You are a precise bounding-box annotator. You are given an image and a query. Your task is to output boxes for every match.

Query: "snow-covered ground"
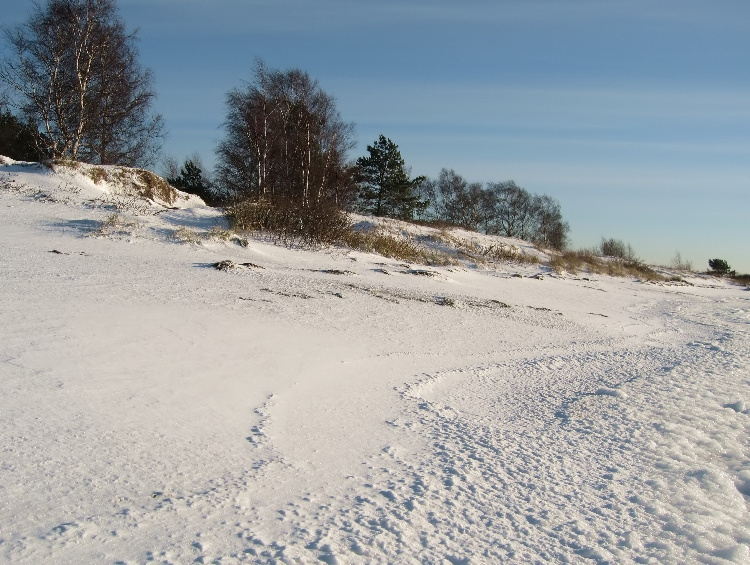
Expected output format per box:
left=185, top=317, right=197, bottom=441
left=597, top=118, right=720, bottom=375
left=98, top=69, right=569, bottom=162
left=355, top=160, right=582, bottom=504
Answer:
left=1, top=159, right=748, bottom=564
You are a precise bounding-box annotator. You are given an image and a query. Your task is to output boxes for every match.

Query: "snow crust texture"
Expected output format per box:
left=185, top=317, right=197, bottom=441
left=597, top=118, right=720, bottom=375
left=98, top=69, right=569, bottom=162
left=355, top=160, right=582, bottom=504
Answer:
left=1, top=160, right=749, bottom=564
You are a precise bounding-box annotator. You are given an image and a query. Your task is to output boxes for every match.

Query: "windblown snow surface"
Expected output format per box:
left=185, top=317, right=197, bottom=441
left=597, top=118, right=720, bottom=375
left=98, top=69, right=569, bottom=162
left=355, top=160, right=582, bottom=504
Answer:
left=1, top=158, right=749, bottom=564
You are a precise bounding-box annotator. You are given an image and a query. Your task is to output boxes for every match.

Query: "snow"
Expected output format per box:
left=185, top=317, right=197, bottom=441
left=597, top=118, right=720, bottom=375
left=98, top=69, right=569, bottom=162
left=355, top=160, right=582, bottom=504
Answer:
left=1, top=158, right=749, bottom=564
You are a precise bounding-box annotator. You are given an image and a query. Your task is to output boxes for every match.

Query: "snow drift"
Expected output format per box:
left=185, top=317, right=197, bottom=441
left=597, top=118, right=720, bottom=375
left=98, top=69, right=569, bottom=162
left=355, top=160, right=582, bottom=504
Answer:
left=1, top=158, right=749, bottom=564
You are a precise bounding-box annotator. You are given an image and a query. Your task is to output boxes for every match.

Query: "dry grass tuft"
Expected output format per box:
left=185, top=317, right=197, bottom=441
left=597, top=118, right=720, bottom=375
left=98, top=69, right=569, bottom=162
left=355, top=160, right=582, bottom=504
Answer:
left=101, top=212, right=123, bottom=229
left=227, top=204, right=542, bottom=266
left=340, top=229, right=455, bottom=265
left=204, top=225, right=249, bottom=247
left=94, top=212, right=139, bottom=236
left=95, top=193, right=156, bottom=215
left=206, top=226, right=233, bottom=241
left=85, top=166, right=108, bottom=184
left=172, top=226, right=202, bottom=244
left=464, top=239, right=539, bottom=265
left=550, top=249, right=664, bottom=281
left=549, top=249, right=598, bottom=274
left=50, top=160, right=179, bottom=207
left=134, top=169, right=177, bottom=205
left=47, top=159, right=80, bottom=171
left=409, top=228, right=539, bottom=266
left=608, top=260, right=663, bottom=281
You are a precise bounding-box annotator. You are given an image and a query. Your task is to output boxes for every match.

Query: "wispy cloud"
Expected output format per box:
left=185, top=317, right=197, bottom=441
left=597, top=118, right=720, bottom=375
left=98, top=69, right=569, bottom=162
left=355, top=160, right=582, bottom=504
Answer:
left=342, top=82, right=750, bottom=137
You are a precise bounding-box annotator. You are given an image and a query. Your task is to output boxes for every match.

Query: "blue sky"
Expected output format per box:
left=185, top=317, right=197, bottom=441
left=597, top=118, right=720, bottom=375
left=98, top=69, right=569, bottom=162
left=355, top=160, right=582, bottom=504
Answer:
left=2, top=0, right=749, bottom=272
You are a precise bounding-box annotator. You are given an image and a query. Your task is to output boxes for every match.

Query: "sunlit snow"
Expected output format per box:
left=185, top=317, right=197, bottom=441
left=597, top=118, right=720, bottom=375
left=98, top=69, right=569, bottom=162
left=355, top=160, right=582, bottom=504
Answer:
left=1, top=157, right=748, bottom=564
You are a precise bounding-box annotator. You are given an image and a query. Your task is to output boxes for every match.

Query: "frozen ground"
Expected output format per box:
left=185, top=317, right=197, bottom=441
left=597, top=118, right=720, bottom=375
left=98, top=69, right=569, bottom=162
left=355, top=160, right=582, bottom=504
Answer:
left=1, top=159, right=749, bottom=564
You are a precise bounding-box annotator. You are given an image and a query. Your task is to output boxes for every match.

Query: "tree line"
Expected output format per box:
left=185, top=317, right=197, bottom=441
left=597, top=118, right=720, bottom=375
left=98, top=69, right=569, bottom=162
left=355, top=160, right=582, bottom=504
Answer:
left=1, top=0, right=569, bottom=250
left=417, top=170, right=568, bottom=250
left=210, top=61, right=569, bottom=249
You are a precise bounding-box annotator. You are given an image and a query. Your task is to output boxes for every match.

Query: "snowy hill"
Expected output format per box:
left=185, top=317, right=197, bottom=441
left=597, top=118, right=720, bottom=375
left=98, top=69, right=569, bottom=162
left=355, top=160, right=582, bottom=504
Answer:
left=1, top=158, right=749, bottom=563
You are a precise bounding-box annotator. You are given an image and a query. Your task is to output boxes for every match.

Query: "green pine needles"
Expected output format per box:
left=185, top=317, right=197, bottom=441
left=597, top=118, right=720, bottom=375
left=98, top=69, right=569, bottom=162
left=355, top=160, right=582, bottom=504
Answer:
left=356, top=135, right=427, bottom=220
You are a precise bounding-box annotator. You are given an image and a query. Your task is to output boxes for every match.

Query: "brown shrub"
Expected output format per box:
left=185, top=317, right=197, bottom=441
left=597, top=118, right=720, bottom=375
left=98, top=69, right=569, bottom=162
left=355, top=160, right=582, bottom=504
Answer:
left=341, top=229, right=454, bottom=265
left=226, top=198, right=351, bottom=248
left=608, top=260, right=663, bottom=281
left=549, top=249, right=600, bottom=274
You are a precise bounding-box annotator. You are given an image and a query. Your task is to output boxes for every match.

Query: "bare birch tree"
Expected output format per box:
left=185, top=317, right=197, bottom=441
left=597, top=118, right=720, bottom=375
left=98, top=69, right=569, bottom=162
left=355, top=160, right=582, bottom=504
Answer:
left=216, top=60, right=356, bottom=207
left=1, top=0, right=163, bottom=166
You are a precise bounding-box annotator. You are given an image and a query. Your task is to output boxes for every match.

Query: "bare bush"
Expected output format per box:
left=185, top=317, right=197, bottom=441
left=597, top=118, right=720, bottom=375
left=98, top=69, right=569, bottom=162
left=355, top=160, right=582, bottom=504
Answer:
left=226, top=198, right=351, bottom=248
left=95, top=193, right=155, bottom=215
left=671, top=251, right=693, bottom=271
left=599, top=238, right=637, bottom=261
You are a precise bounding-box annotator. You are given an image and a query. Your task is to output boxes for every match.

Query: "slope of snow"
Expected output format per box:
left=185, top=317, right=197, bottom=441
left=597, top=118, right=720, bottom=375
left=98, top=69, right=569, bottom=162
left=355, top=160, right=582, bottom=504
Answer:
left=1, top=160, right=749, bottom=564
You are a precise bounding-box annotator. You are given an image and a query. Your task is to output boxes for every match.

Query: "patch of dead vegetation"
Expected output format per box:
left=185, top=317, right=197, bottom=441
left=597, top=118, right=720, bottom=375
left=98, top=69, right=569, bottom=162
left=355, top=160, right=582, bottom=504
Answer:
left=319, top=269, right=356, bottom=276
left=172, top=226, right=203, bottom=244
left=341, top=228, right=457, bottom=266
left=549, top=249, right=664, bottom=281
left=82, top=164, right=177, bottom=206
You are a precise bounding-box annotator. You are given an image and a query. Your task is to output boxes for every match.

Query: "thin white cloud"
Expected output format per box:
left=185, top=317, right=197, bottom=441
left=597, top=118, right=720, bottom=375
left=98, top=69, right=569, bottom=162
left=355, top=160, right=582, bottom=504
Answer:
left=340, top=82, right=750, bottom=140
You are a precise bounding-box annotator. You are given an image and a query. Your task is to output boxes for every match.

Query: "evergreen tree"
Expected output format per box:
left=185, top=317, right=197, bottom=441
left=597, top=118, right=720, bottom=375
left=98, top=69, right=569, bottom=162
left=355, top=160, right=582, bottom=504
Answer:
left=356, top=135, right=426, bottom=219
left=167, top=158, right=219, bottom=206
left=708, top=258, right=731, bottom=275
left=0, top=110, right=46, bottom=161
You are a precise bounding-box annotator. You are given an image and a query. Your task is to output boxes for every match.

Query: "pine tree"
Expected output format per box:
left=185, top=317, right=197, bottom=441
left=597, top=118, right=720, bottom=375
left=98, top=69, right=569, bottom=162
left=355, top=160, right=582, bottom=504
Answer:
left=356, top=135, right=426, bottom=219
left=0, top=110, right=46, bottom=161
left=708, top=258, right=731, bottom=275
left=168, top=159, right=218, bottom=205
